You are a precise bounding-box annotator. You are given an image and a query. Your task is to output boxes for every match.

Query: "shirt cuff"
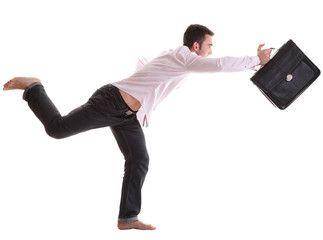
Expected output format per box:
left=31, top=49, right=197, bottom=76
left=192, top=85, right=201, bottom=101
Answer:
left=249, top=56, right=260, bottom=71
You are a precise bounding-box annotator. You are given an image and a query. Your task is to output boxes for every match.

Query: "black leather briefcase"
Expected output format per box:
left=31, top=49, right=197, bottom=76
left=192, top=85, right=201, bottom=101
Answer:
left=251, top=39, right=320, bottom=109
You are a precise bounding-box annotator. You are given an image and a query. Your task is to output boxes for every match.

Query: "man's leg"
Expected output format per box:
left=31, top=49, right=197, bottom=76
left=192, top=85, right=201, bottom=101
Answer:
left=4, top=77, right=155, bottom=230
left=4, top=77, right=126, bottom=139
left=111, top=119, right=155, bottom=230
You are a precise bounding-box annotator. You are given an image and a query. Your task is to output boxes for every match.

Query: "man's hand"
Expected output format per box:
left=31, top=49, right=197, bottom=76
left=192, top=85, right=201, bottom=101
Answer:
left=257, top=44, right=272, bottom=65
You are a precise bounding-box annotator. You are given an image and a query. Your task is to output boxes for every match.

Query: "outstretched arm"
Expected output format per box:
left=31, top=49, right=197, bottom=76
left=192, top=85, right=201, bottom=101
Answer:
left=186, top=44, right=272, bottom=73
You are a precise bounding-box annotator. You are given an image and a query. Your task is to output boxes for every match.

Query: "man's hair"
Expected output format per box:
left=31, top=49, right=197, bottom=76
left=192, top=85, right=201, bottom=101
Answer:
left=183, top=24, right=214, bottom=49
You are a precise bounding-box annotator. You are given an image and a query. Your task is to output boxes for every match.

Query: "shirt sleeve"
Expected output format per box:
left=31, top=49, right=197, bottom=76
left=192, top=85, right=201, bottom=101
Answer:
left=185, top=53, right=260, bottom=73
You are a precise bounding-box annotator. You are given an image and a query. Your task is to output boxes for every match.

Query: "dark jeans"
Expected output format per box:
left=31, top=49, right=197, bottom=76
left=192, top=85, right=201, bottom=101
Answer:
left=23, top=83, right=149, bottom=223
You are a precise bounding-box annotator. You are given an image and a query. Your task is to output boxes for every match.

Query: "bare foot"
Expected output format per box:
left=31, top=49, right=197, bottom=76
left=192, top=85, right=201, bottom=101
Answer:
left=3, top=77, right=41, bottom=91
left=117, top=220, right=156, bottom=230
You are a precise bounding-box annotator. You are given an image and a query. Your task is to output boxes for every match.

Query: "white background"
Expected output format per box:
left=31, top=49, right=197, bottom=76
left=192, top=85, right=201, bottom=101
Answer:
left=1, top=0, right=322, bottom=239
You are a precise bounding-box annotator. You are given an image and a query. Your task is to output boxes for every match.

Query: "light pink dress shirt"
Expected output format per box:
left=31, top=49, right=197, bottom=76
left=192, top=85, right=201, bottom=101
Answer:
left=112, top=46, right=260, bottom=127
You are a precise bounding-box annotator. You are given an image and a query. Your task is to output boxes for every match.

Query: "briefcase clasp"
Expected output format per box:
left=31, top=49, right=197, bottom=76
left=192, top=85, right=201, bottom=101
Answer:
left=286, top=74, right=293, bottom=82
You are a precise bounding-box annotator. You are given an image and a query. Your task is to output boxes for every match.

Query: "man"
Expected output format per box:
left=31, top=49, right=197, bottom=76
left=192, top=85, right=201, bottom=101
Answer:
left=3, top=24, right=272, bottom=230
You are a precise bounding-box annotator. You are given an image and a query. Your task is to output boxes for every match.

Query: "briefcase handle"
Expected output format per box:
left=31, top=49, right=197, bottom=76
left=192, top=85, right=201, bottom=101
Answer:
left=254, top=47, right=277, bottom=71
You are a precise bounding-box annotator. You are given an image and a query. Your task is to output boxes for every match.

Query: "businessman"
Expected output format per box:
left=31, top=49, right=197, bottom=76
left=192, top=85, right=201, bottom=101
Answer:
left=3, top=24, right=272, bottom=230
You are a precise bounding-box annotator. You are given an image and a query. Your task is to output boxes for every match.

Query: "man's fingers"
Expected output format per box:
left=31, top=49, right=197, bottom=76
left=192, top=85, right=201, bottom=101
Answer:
left=258, top=44, right=265, bottom=52
left=264, top=48, right=273, bottom=57
left=257, top=44, right=273, bottom=65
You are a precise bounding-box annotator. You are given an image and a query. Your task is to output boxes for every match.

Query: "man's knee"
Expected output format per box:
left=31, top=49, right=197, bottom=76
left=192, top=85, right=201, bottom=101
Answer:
left=137, top=153, right=150, bottom=175
left=126, top=153, right=150, bottom=175
left=45, top=121, right=69, bottom=139
left=45, top=127, right=66, bottom=139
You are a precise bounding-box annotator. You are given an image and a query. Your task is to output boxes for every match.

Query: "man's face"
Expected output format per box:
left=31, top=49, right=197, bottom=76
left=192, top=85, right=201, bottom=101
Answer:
left=196, top=34, right=213, bottom=57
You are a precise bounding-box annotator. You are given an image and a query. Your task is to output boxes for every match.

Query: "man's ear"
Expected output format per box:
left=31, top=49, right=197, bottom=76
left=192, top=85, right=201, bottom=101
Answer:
left=191, top=42, right=200, bottom=53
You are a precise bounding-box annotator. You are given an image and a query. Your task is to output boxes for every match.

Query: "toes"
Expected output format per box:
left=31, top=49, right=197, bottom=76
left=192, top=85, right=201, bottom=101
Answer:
left=141, top=223, right=156, bottom=230
left=3, top=82, right=10, bottom=90
left=146, top=225, right=155, bottom=230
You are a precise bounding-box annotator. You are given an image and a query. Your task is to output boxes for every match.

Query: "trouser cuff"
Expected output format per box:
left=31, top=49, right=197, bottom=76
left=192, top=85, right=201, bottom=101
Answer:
left=23, top=82, right=42, bottom=101
left=118, top=216, right=138, bottom=223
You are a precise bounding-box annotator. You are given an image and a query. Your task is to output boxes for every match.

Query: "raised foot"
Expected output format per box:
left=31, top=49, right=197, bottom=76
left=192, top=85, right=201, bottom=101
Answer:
left=3, top=77, right=41, bottom=91
left=117, top=220, right=156, bottom=230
